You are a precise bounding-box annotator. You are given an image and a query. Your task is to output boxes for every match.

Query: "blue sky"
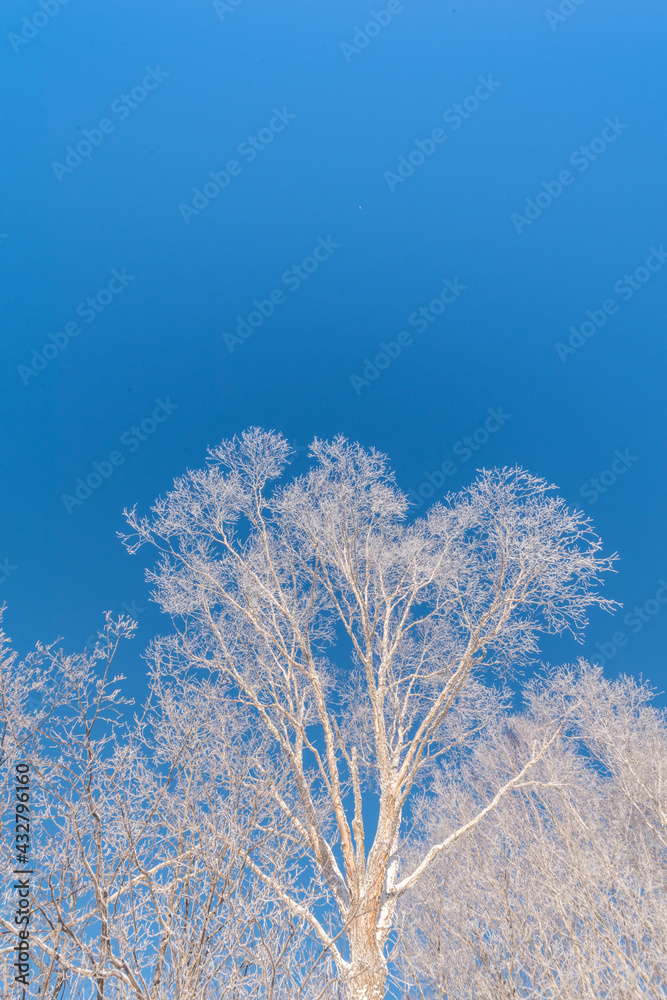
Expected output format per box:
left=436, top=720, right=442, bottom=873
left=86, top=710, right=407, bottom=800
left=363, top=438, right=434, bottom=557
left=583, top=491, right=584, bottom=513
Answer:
left=1, top=0, right=666, bottom=711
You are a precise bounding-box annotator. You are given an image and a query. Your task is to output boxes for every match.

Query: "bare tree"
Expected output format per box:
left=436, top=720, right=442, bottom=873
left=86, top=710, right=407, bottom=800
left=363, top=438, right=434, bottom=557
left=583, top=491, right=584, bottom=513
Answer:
left=396, top=664, right=667, bottom=999
left=120, top=428, right=616, bottom=1000
left=0, top=612, right=325, bottom=1000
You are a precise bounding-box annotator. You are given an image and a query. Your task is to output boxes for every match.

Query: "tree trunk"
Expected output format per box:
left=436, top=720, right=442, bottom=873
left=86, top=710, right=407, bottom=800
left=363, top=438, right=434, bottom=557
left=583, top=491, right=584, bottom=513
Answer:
left=342, top=960, right=387, bottom=1000
left=344, top=913, right=388, bottom=1000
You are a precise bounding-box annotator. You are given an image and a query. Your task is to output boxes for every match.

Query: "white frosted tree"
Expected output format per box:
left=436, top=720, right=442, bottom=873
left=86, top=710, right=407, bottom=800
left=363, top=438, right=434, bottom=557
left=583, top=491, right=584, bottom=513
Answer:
left=119, top=428, right=617, bottom=1000
left=0, top=613, right=325, bottom=1000
left=395, top=665, right=667, bottom=999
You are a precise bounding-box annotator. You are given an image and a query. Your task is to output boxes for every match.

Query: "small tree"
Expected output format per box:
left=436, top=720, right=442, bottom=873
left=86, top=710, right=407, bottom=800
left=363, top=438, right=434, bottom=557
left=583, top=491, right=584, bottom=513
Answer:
left=120, top=428, right=616, bottom=1000
left=0, top=613, right=323, bottom=999
left=396, top=665, right=667, bottom=999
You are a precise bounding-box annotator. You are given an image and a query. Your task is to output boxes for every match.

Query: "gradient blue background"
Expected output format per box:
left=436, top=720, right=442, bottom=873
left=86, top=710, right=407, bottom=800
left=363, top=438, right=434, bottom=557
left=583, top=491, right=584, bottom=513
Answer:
left=1, top=0, right=665, bottom=711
